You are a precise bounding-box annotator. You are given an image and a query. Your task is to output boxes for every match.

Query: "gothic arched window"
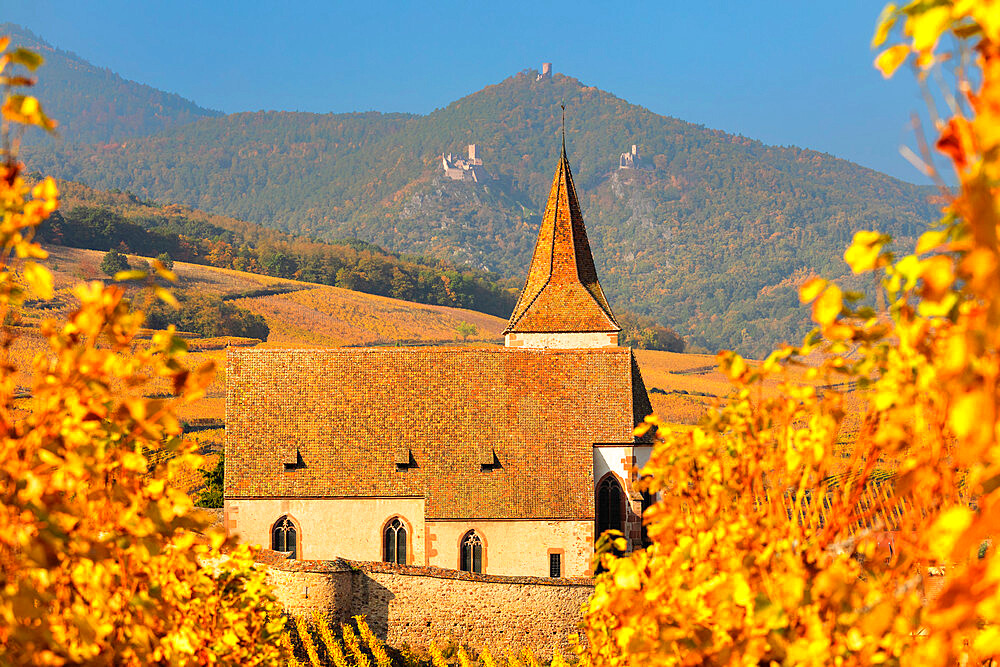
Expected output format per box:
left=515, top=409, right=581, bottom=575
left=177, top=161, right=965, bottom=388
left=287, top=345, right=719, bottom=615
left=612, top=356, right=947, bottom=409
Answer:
left=383, top=517, right=407, bottom=565
left=271, top=515, right=297, bottom=559
left=596, top=476, right=624, bottom=537
left=460, top=531, right=483, bottom=574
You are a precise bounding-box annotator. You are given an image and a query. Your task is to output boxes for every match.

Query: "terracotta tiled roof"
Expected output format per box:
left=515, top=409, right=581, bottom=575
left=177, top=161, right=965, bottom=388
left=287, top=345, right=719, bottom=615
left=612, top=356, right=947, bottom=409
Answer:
left=225, top=347, right=651, bottom=520
left=504, top=143, right=619, bottom=334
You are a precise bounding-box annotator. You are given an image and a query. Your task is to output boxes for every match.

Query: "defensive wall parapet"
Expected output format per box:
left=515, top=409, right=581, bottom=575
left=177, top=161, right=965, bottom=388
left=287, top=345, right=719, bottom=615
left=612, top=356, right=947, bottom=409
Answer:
left=260, top=554, right=594, bottom=655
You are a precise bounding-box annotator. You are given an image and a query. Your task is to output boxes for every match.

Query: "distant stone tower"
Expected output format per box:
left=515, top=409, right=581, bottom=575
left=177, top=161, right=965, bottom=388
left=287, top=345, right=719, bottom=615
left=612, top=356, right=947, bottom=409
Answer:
left=503, top=136, right=620, bottom=349
left=619, top=144, right=638, bottom=169
left=537, top=63, right=553, bottom=81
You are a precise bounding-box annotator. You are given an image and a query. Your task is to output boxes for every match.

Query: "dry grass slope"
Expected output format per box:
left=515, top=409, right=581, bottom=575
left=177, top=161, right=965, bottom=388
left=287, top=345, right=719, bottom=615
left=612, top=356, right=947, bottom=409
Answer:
left=15, top=246, right=508, bottom=424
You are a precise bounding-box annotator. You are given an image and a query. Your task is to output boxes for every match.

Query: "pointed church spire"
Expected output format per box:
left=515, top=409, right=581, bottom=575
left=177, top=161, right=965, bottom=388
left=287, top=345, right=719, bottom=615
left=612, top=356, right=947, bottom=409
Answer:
left=503, top=116, right=620, bottom=346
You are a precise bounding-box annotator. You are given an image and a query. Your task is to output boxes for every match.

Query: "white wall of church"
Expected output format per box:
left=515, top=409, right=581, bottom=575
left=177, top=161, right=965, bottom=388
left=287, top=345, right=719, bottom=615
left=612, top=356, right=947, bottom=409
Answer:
left=593, top=444, right=654, bottom=551
left=504, top=332, right=619, bottom=349
left=425, top=519, right=594, bottom=578
left=594, top=445, right=629, bottom=491
left=224, top=498, right=425, bottom=563
left=593, top=444, right=653, bottom=488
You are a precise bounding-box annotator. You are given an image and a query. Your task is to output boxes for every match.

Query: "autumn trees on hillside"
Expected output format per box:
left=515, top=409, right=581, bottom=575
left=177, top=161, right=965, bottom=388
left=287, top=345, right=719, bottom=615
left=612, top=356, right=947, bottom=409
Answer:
left=39, top=203, right=519, bottom=317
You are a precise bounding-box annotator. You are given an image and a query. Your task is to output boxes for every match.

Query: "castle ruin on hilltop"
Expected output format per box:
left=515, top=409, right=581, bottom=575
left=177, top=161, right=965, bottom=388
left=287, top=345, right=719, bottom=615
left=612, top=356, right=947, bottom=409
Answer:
left=441, top=143, right=491, bottom=182
left=619, top=144, right=639, bottom=169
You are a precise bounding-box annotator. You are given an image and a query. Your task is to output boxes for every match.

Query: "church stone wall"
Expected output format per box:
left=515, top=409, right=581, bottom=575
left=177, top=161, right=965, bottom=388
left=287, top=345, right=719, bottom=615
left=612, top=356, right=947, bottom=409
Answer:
left=425, top=519, right=593, bottom=577
left=265, top=559, right=594, bottom=656
left=225, top=498, right=425, bottom=563
left=504, top=332, right=619, bottom=349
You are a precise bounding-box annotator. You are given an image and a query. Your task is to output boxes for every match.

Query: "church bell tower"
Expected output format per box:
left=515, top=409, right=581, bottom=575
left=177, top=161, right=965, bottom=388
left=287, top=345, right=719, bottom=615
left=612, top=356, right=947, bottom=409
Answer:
left=503, top=122, right=620, bottom=349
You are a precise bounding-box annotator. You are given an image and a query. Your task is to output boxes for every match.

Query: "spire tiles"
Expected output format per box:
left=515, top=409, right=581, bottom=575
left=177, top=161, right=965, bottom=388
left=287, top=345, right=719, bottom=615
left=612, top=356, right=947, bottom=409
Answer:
left=504, top=124, right=620, bottom=349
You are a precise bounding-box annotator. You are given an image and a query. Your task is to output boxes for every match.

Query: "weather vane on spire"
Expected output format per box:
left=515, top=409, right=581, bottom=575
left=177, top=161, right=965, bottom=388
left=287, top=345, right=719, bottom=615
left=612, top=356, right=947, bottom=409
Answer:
left=561, top=103, right=566, bottom=152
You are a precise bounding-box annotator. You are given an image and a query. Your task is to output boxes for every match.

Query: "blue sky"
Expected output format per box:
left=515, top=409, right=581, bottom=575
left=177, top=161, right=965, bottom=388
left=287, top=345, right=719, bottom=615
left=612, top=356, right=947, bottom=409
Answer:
left=3, top=1, right=933, bottom=182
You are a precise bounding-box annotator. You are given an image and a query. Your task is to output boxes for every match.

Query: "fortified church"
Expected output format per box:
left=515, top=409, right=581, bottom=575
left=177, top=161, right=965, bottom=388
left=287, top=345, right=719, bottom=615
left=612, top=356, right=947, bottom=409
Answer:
left=224, top=138, right=656, bottom=579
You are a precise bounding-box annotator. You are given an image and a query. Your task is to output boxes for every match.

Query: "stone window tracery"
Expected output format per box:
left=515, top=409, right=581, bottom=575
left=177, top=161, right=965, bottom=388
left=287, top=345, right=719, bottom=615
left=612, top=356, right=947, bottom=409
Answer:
left=271, top=515, right=297, bottom=559
left=460, top=530, right=483, bottom=574
left=597, top=475, right=624, bottom=537
left=383, top=517, right=407, bottom=565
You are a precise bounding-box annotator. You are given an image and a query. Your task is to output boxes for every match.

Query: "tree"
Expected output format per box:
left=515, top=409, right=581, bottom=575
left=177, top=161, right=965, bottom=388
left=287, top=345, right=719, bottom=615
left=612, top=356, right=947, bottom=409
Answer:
left=455, top=321, right=478, bottom=341
left=146, top=293, right=270, bottom=340
left=0, top=39, right=286, bottom=664
left=156, top=251, right=174, bottom=270
left=196, top=453, right=225, bottom=508
left=261, top=249, right=298, bottom=278
left=581, top=5, right=1000, bottom=665
left=618, top=310, right=685, bottom=352
left=99, top=247, right=129, bottom=276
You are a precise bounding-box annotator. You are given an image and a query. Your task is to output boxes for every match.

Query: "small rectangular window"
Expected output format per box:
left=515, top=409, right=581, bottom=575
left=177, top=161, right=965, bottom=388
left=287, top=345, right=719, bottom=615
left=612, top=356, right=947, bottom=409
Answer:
left=549, top=553, right=561, bottom=578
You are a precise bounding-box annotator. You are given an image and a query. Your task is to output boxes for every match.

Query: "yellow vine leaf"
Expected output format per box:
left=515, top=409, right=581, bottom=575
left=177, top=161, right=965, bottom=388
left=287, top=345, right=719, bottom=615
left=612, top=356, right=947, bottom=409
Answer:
left=920, top=255, right=955, bottom=299
left=917, top=229, right=948, bottom=254
left=875, top=44, right=910, bottom=78
left=948, top=390, right=985, bottom=440
left=23, top=261, right=52, bottom=300
left=872, top=3, right=899, bottom=47
left=844, top=230, right=885, bottom=273
left=798, top=277, right=826, bottom=303
left=909, top=5, right=953, bottom=54
left=926, top=507, right=974, bottom=561
left=812, top=284, right=843, bottom=326
left=612, top=559, right=642, bottom=590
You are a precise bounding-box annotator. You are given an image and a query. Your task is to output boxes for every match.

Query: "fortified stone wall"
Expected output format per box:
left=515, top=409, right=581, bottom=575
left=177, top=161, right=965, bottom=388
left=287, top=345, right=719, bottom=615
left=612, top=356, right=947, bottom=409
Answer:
left=263, top=556, right=594, bottom=656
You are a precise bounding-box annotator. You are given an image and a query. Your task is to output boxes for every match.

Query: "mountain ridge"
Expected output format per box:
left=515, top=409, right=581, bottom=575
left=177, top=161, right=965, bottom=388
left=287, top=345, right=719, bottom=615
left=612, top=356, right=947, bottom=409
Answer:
left=2, top=23, right=222, bottom=145
left=7, top=25, right=939, bottom=355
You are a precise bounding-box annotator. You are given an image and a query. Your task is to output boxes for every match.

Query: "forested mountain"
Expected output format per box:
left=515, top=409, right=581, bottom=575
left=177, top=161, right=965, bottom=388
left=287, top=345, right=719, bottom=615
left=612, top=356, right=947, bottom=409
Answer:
left=3, top=24, right=221, bottom=145
left=13, top=34, right=940, bottom=355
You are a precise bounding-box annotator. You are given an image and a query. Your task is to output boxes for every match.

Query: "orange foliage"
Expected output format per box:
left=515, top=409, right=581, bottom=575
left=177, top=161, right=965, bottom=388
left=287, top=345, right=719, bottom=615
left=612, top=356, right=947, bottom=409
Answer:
left=583, top=4, right=1000, bottom=664
left=0, top=39, right=285, bottom=663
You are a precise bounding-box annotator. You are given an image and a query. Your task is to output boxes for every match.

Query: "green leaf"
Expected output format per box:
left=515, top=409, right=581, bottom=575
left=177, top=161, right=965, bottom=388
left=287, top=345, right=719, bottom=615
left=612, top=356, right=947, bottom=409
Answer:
left=9, top=48, right=44, bottom=71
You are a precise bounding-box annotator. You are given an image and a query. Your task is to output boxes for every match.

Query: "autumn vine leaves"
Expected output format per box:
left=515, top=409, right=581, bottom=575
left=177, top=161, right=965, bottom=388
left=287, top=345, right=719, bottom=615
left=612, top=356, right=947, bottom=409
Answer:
left=3, top=1, right=1000, bottom=664
left=0, top=39, right=285, bottom=664
left=584, top=2, right=1000, bottom=665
